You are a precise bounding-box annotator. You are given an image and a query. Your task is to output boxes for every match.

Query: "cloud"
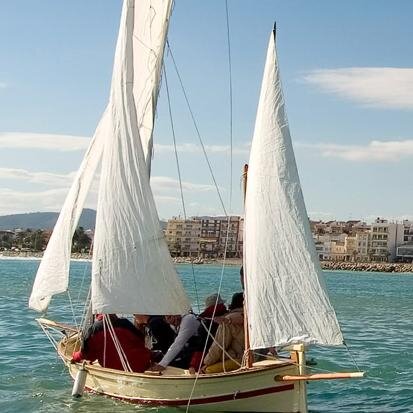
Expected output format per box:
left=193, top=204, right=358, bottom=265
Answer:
left=308, top=211, right=336, bottom=221
left=0, top=170, right=218, bottom=215
left=0, top=187, right=73, bottom=215
left=151, top=176, right=218, bottom=193
left=0, top=132, right=90, bottom=151
left=296, top=139, right=413, bottom=162
left=154, top=142, right=250, bottom=156
left=0, top=82, right=7, bottom=89
left=0, top=167, right=76, bottom=187
left=302, top=67, right=413, bottom=110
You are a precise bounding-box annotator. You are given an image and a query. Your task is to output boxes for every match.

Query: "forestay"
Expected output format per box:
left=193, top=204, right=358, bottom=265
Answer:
left=91, top=0, right=190, bottom=315
left=244, top=30, right=343, bottom=349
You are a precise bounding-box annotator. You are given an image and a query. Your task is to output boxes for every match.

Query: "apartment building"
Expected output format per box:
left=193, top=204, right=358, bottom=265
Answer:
left=396, top=220, right=413, bottom=262
left=165, top=216, right=243, bottom=258
left=369, top=218, right=405, bottom=262
left=165, top=218, right=201, bottom=257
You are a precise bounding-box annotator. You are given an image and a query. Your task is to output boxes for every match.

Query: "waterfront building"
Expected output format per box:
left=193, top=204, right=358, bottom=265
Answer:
left=355, top=232, right=369, bottom=261
left=396, top=242, right=413, bottom=262
left=218, top=216, right=241, bottom=258
left=330, top=241, right=348, bottom=261
left=165, top=218, right=201, bottom=257
left=165, top=215, right=243, bottom=258
left=368, top=218, right=404, bottom=262
left=314, top=240, right=330, bottom=260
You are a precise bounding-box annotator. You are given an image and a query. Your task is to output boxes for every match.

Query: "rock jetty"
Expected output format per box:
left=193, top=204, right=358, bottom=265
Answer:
left=321, top=261, right=413, bottom=273
left=1, top=251, right=411, bottom=273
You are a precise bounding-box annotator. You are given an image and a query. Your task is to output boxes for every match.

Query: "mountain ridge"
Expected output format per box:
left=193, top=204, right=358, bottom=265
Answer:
left=0, top=209, right=96, bottom=230
left=0, top=210, right=168, bottom=231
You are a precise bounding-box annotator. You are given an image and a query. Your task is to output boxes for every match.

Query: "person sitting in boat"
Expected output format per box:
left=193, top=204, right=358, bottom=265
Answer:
left=201, top=292, right=245, bottom=373
left=71, top=314, right=151, bottom=373
left=149, top=313, right=200, bottom=372
left=133, top=314, right=176, bottom=356
left=188, top=293, right=228, bottom=373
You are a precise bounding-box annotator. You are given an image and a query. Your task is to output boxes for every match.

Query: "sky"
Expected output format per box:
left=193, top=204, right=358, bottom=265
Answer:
left=1, top=0, right=413, bottom=222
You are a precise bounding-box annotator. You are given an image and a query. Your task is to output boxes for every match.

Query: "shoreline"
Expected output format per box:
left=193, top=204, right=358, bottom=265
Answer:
left=1, top=251, right=412, bottom=273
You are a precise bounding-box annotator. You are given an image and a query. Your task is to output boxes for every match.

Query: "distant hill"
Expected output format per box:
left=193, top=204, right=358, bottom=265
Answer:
left=0, top=209, right=96, bottom=230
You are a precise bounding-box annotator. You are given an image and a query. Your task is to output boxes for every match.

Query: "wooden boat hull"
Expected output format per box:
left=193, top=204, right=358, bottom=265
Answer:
left=58, top=335, right=307, bottom=412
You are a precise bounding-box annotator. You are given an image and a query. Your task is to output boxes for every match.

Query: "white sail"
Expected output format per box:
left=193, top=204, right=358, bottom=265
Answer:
left=29, top=0, right=177, bottom=313
left=132, top=0, right=172, bottom=173
left=244, top=30, right=343, bottom=349
left=91, top=0, right=190, bottom=315
left=28, top=112, right=108, bottom=312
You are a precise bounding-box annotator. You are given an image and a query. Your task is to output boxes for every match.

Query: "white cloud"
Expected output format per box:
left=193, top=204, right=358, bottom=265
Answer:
left=0, top=170, right=218, bottom=215
left=0, top=167, right=76, bottom=187
left=0, top=132, right=90, bottom=151
left=151, top=176, right=218, bottom=193
left=154, top=142, right=250, bottom=156
left=302, top=67, right=413, bottom=110
left=0, top=82, right=7, bottom=89
left=0, top=187, right=71, bottom=215
left=296, top=139, right=413, bottom=162
left=308, top=211, right=336, bottom=221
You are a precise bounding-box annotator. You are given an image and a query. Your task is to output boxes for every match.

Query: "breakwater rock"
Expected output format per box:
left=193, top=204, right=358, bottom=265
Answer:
left=321, top=261, right=413, bottom=273
left=0, top=251, right=91, bottom=260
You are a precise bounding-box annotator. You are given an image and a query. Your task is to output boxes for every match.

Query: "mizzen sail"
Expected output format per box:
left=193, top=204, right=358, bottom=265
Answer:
left=91, top=0, right=190, bottom=315
left=244, top=29, right=343, bottom=349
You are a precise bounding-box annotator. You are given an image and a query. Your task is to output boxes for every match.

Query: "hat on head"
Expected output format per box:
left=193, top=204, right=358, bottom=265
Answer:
left=204, top=293, right=225, bottom=308
left=229, top=292, right=244, bottom=310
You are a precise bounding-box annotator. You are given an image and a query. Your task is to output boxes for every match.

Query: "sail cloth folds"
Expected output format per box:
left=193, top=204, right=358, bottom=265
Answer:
left=132, top=0, right=172, bottom=174
left=29, top=112, right=107, bottom=312
left=91, top=0, right=190, bottom=315
left=244, top=31, right=343, bottom=349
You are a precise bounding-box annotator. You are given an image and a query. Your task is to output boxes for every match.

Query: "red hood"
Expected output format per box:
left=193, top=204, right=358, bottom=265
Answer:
left=200, top=303, right=227, bottom=318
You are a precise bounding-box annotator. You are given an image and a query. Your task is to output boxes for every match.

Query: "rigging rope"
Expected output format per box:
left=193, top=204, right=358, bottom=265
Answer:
left=183, top=2, right=235, bottom=409
left=166, top=41, right=228, bottom=218
left=344, top=340, right=361, bottom=372
left=163, top=63, right=201, bottom=312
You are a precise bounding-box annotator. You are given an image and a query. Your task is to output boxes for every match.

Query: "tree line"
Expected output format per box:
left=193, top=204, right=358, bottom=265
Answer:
left=0, top=227, right=92, bottom=253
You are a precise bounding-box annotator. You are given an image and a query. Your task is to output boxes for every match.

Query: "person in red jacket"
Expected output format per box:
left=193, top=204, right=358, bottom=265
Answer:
left=72, top=314, right=151, bottom=373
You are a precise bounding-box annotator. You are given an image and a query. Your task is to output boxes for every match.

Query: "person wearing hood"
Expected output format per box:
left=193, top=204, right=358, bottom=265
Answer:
left=72, top=314, right=151, bottom=373
left=202, top=292, right=245, bottom=373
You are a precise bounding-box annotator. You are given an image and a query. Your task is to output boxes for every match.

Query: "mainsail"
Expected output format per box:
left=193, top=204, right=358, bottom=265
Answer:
left=29, top=0, right=187, bottom=314
left=132, top=0, right=172, bottom=173
left=244, top=29, right=343, bottom=349
left=91, top=0, right=189, bottom=315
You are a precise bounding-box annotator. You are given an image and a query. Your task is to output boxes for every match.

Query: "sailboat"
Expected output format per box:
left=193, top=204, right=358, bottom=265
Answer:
left=29, top=1, right=363, bottom=412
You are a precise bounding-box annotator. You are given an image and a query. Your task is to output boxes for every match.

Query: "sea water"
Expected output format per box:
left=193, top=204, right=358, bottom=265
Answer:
left=0, top=259, right=412, bottom=412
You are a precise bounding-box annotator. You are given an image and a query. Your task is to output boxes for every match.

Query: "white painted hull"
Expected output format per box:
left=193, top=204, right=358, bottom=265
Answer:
left=58, top=335, right=307, bottom=412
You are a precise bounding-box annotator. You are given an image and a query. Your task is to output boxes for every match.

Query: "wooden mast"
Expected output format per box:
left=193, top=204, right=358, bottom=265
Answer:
left=242, top=164, right=253, bottom=368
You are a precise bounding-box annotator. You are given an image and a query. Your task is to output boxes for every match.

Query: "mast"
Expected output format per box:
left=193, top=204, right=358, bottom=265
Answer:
left=242, top=163, right=253, bottom=368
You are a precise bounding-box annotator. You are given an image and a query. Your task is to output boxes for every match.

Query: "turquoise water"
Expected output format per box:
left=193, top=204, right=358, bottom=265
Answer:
left=0, top=259, right=412, bottom=412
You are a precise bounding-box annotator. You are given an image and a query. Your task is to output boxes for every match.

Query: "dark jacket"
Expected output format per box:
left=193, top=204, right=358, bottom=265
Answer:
left=189, top=303, right=228, bottom=370
left=147, top=315, right=176, bottom=355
